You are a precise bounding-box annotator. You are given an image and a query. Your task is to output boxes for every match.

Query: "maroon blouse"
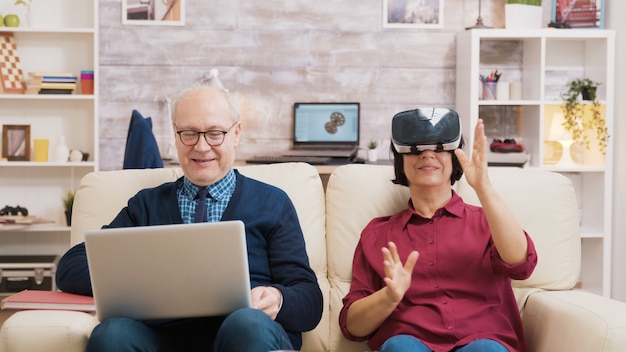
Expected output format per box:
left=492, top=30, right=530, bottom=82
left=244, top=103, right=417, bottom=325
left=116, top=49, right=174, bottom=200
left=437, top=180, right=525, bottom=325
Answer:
left=339, top=191, right=537, bottom=352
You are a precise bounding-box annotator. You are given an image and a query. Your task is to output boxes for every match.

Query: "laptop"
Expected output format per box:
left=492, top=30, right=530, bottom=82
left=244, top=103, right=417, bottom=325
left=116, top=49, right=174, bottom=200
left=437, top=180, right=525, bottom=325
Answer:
left=281, top=102, right=360, bottom=158
left=84, top=221, right=251, bottom=321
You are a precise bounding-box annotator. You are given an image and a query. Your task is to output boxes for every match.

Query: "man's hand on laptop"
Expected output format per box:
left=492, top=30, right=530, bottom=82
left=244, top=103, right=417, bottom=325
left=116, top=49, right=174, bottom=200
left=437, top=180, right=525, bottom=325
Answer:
left=251, top=286, right=283, bottom=320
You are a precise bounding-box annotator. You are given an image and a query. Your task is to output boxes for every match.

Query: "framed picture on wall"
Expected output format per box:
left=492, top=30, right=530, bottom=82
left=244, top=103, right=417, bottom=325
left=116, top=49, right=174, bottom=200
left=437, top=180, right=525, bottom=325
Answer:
left=383, top=0, right=443, bottom=29
left=2, top=125, right=30, bottom=161
left=551, top=0, right=605, bottom=29
left=122, top=0, right=185, bottom=26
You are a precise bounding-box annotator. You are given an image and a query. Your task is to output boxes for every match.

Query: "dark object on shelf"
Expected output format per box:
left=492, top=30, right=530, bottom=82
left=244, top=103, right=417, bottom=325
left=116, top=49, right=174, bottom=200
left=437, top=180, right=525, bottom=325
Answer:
left=0, top=255, right=58, bottom=293
left=246, top=155, right=336, bottom=165
left=38, top=89, right=73, bottom=94
left=0, top=205, right=29, bottom=216
left=489, top=139, right=525, bottom=153
left=548, top=21, right=571, bottom=29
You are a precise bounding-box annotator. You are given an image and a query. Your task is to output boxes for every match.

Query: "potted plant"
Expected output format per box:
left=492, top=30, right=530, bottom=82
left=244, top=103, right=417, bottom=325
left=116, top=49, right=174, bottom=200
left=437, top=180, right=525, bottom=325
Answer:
left=505, top=0, right=542, bottom=29
left=62, top=190, right=75, bottom=226
left=560, top=78, right=609, bottom=155
left=367, top=140, right=378, bottom=162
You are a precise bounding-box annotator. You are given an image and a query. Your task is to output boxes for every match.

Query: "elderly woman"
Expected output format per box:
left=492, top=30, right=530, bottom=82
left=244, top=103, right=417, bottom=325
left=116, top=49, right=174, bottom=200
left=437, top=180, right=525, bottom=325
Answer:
left=339, top=108, right=537, bottom=352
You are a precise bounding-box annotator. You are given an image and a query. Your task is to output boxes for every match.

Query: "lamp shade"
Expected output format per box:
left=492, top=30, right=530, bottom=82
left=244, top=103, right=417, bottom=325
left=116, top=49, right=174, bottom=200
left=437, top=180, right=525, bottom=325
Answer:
left=549, top=113, right=571, bottom=141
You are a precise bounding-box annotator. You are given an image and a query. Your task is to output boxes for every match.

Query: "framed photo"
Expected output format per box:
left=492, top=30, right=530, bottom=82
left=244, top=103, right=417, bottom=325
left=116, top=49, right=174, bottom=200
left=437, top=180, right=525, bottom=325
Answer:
left=383, top=0, right=443, bottom=29
left=551, top=0, right=604, bottom=29
left=122, top=0, right=185, bottom=26
left=2, top=125, right=30, bottom=161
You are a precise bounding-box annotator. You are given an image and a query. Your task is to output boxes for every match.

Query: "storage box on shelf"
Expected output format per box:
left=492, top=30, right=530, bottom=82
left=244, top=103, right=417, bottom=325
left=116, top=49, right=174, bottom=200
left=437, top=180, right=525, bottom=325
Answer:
left=0, top=0, right=98, bottom=263
left=456, top=29, right=614, bottom=297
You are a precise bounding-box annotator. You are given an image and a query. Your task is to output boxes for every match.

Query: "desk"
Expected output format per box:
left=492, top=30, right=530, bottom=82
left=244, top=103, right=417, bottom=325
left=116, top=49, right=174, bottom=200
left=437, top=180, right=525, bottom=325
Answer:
left=167, top=160, right=392, bottom=189
left=235, top=160, right=392, bottom=189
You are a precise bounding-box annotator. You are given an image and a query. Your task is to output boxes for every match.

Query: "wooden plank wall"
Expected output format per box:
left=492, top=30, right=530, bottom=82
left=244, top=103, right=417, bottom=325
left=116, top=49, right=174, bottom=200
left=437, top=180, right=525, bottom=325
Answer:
left=98, top=0, right=550, bottom=170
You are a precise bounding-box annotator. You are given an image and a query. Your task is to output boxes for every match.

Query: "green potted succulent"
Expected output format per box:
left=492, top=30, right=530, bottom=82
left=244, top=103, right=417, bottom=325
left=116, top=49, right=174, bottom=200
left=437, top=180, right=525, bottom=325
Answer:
left=62, top=189, right=75, bottom=226
left=560, top=78, right=608, bottom=155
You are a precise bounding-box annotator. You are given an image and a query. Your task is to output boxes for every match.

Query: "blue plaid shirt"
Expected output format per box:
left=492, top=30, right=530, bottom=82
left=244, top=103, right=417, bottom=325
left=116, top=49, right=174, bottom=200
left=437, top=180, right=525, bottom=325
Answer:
left=178, top=169, right=236, bottom=223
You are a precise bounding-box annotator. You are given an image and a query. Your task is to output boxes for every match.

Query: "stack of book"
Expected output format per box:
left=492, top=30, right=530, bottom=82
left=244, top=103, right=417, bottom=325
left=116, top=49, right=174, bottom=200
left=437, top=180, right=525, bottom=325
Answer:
left=26, top=72, right=78, bottom=94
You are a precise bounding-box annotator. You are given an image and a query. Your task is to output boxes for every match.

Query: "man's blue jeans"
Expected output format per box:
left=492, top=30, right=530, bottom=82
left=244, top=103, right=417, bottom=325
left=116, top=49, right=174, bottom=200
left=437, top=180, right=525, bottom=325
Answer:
left=380, top=334, right=509, bottom=352
left=86, top=308, right=294, bottom=352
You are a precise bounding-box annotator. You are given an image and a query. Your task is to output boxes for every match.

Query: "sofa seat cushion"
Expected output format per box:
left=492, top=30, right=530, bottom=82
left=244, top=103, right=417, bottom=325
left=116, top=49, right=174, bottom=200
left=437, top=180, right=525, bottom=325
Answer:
left=0, top=310, right=99, bottom=352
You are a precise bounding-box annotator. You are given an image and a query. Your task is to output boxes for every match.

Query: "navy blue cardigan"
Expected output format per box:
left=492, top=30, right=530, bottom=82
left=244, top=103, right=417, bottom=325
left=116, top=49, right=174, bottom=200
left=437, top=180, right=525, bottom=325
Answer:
left=56, top=170, right=323, bottom=345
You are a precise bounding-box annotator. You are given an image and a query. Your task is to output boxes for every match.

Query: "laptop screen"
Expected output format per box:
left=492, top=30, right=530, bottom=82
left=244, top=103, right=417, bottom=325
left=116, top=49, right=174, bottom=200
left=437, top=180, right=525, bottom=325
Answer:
left=293, top=103, right=360, bottom=148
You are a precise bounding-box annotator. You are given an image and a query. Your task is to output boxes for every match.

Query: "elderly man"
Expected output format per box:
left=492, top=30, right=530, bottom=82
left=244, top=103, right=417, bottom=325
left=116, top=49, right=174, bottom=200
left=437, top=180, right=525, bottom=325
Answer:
left=56, top=81, right=323, bottom=352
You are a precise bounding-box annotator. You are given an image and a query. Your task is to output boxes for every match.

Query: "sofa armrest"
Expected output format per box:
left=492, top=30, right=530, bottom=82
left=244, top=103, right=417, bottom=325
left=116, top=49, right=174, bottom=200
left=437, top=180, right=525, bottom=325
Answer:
left=523, top=290, right=626, bottom=352
left=0, top=310, right=99, bottom=352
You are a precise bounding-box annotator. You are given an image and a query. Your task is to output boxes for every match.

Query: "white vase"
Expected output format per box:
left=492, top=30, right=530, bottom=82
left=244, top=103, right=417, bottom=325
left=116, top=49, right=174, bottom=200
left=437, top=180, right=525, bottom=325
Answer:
left=368, top=149, right=378, bottom=162
left=505, top=4, right=542, bottom=29
left=54, top=136, right=70, bottom=162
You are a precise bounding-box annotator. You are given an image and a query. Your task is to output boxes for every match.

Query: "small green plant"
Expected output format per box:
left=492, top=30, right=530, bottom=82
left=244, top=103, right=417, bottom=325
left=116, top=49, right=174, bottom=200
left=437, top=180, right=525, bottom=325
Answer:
left=62, top=190, right=75, bottom=213
left=506, top=0, right=542, bottom=5
left=560, top=78, right=608, bottom=155
left=368, top=140, right=378, bottom=150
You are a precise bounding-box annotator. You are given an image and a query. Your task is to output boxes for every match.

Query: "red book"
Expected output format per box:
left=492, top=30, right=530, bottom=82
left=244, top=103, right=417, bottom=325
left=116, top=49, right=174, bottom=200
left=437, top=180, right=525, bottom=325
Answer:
left=1, top=289, right=95, bottom=312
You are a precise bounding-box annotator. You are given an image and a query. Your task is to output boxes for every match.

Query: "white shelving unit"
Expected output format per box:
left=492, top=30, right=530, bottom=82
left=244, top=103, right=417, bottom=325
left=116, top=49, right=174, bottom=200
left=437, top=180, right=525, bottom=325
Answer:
left=0, top=0, right=98, bottom=258
left=456, top=29, right=615, bottom=297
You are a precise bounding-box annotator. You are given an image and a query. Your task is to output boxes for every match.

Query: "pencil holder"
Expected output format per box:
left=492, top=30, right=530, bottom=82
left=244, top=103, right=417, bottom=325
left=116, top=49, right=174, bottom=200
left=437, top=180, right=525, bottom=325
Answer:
left=482, top=82, right=497, bottom=100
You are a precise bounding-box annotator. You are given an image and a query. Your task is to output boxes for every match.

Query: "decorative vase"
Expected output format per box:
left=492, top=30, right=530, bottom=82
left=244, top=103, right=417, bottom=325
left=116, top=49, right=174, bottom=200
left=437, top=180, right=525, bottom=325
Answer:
left=54, top=136, right=70, bottom=162
left=69, top=150, right=83, bottom=162
left=505, top=4, right=542, bottom=29
left=64, top=210, right=72, bottom=227
left=368, top=149, right=378, bottom=162
left=581, top=87, right=596, bottom=101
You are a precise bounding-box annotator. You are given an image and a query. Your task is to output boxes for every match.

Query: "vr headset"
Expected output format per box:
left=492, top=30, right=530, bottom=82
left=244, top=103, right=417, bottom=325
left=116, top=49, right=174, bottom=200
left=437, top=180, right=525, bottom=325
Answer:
left=391, top=108, right=462, bottom=154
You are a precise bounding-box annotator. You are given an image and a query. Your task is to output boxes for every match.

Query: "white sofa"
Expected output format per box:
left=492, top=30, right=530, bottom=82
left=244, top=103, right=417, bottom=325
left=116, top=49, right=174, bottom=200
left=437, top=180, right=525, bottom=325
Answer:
left=2, top=163, right=626, bottom=352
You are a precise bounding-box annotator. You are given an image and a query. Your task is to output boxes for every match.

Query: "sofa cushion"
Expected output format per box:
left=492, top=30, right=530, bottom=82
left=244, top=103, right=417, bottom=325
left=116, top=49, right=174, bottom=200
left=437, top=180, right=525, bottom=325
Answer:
left=325, top=164, right=410, bottom=352
left=455, top=167, right=581, bottom=291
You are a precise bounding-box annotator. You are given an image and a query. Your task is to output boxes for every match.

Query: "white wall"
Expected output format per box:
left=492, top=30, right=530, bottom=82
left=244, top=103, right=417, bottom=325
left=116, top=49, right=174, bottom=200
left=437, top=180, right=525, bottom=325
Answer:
left=96, top=0, right=626, bottom=301
left=606, top=0, right=626, bottom=301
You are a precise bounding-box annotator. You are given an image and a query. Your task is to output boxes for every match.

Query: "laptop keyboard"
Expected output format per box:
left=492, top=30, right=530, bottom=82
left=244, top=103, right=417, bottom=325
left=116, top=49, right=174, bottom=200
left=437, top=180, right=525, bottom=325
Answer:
left=245, top=155, right=334, bottom=165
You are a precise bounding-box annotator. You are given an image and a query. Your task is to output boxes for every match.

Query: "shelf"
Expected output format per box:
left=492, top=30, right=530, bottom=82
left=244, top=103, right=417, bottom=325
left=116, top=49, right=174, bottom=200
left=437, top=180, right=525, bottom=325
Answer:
left=581, top=231, right=606, bottom=239
left=478, top=100, right=541, bottom=106
left=456, top=29, right=614, bottom=297
left=0, top=225, right=70, bottom=233
left=0, top=162, right=95, bottom=168
left=0, top=0, right=97, bottom=260
left=541, top=166, right=605, bottom=173
left=0, top=94, right=94, bottom=101
left=0, top=28, right=95, bottom=34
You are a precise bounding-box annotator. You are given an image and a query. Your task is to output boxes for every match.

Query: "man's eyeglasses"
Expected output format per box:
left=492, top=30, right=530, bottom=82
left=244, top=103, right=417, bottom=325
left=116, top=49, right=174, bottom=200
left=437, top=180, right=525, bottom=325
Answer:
left=176, top=123, right=238, bottom=147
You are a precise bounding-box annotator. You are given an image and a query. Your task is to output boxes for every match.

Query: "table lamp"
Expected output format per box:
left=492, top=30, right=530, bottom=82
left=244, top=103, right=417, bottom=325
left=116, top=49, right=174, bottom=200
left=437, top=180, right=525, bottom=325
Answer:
left=548, top=113, right=576, bottom=167
left=466, top=0, right=492, bottom=29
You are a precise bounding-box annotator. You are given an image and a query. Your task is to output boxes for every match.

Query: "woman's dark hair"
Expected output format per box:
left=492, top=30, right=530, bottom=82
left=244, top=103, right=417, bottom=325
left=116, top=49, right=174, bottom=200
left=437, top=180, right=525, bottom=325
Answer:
left=390, top=137, right=464, bottom=186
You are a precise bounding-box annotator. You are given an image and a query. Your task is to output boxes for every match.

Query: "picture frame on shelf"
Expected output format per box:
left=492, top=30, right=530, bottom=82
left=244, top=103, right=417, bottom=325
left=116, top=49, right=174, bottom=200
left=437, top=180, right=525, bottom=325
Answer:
left=2, top=124, right=30, bottom=161
left=551, top=0, right=605, bottom=29
left=122, top=0, right=185, bottom=26
left=383, top=0, right=443, bottom=29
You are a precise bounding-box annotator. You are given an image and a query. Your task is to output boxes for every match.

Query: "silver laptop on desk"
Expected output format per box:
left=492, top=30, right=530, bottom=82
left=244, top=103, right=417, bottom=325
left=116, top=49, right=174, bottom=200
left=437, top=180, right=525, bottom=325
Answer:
left=282, top=102, right=360, bottom=158
left=84, top=221, right=251, bottom=321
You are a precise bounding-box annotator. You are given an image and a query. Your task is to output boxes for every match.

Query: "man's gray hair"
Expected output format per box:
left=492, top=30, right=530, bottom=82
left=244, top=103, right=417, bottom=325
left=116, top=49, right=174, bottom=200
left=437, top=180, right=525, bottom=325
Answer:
left=171, top=69, right=240, bottom=123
